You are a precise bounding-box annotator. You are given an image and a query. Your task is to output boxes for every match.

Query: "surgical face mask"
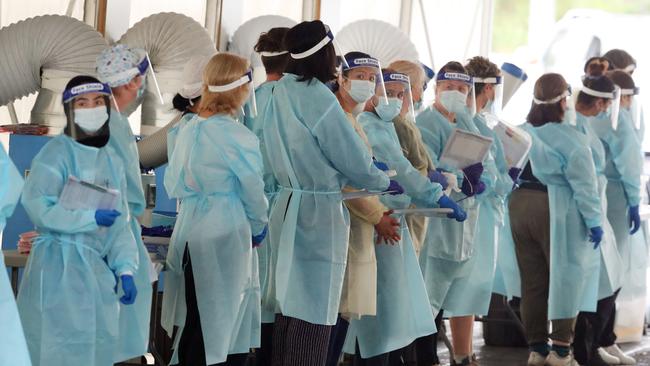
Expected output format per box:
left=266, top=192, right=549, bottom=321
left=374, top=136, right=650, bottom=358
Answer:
left=439, top=90, right=468, bottom=115
left=136, top=76, right=146, bottom=99
left=74, top=106, right=108, bottom=133
left=562, top=104, right=577, bottom=125
left=375, top=97, right=402, bottom=122
left=347, top=79, right=376, bottom=104
left=483, top=98, right=494, bottom=113
left=414, top=100, right=423, bottom=111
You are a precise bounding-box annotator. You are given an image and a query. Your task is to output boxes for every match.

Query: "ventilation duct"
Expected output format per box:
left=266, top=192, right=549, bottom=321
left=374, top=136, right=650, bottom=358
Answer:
left=118, top=12, right=216, bottom=137
left=0, top=15, right=107, bottom=128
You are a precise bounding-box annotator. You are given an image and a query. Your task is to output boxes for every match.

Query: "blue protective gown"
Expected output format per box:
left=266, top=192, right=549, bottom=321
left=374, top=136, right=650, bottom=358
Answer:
left=0, top=147, right=31, bottom=366
left=575, top=112, right=623, bottom=299
left=261, top=74, right=390, bottom=326
left=107, top=111, right=153, bottom=361
left=162, top=113, right=268, bottom=365
left=591, top=109, right=643, bottom=278
left=18, top=135, right=139, bottom=366
left=523, top=122, right=602, bottom=319
left=442, top=112, right=511, bottom=316
left=342, top=111, right=439, bottom=357
left=244, top=81, right=279, bottom=323
left=415, top=106, right=482, bottom=314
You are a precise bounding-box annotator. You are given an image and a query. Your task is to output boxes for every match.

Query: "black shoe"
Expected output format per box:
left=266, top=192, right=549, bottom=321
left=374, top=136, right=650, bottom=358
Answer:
left=586, top=353, right=610, bottom=366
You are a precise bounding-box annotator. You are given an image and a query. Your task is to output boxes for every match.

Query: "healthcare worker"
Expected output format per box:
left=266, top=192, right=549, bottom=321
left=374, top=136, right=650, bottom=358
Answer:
left=603, top=49, right=644, bottom=144
left=162, top=53, right=268, bottom=366
left=243, top=27, right=289, bottom=366
left=174, top=55, right=212, bottom=115
left=18, top=76, right=139, bottom=366
left=0, top=142, right=31, bottom=366
left=511, top=73, right=602, bottom=366
left=345, top=68, right=466, bottom=365
left=96, top=44, right=153, bottom=362
left=589, top=69, right=642, bottom=366
left=571, top=69, right=626, bottom=366
left=415, top=61, right=487, bottom=366
left=388, top=60, right=437, bottom=257
left=261, top=20, right=401, bottom=365
left=434, top=56, right=514, bottom=363
left=325, top=51, right=402, bottom=366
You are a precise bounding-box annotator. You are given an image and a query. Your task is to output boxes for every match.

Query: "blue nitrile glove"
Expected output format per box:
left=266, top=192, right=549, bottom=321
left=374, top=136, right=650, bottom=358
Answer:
left=428, top=169, right=449, bottom=190
left=462, top=162, right=484, bottom=184
left=437, top=195, right=467, bottom=222
left=589, top=226, right=604, bottom=249
left=120, top=275, right=138, bottom=305
left=385, top=180, right=405, bottom=196
left=95, top=209, right=121, bottom=227
left=373, top=158, right=389, bottom=171
left=252, top=226, right=268, bottom=248
left=629, top=206, right=641, bottom=235
left=508, top=167, right=522, bottom=183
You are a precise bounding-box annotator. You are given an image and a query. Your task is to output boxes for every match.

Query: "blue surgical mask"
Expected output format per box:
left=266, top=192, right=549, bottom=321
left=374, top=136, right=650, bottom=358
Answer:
left=375, top=97, right=402, bottom=122
left=347, top=79, right=376, bottom=104
left=414, top=100, right=423, bottom=111
left=136, top=77, right=146, bottom=99
left=562, top=105, right=577, bottom=125
left=75, top=106, right=108, bottom=133
left=439, top=90, right=468, bottom=115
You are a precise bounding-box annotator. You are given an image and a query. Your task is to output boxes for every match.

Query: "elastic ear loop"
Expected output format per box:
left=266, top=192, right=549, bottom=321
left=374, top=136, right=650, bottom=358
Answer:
left=455, top=169, right=474, bottom=203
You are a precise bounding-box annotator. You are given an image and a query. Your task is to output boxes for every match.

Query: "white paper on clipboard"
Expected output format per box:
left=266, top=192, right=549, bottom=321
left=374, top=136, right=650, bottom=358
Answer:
left=438, top=129, right=493, bottom=169
left=493, top=120, right=532, bottom=168
left=392, top=207, right=453, bottom=217
left=342, top=190, right=393, bottom=201
left=59, top=175, right=120, bottom=210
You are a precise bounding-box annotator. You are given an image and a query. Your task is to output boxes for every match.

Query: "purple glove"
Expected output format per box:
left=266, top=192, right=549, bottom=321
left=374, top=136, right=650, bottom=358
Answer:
left=252, top=226, right=268, bottom=248
left=461, top=179, right=486, bottom=196
left=428, top=169, right=449, bottom=190
left=462, top=163, right=484, bottom=184
left=385, top=180, right=405, bottom=196
left=508, top=167, right=522, bottom=183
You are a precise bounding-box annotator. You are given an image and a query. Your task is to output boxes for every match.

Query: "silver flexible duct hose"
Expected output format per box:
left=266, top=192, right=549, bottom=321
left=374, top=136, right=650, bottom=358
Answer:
left=0, top=15, right=107, bottom=127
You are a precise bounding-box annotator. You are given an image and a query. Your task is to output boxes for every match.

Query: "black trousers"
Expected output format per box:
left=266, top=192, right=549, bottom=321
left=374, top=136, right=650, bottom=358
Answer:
left=573, top=289, right=620, bottom=365
left=325, top=315, right=349, bottom=366
left=413, top=310, right=444, bottom=365
left=255, top=323, right=274, bottom=365
left=175, top=246, right=249, bottom=366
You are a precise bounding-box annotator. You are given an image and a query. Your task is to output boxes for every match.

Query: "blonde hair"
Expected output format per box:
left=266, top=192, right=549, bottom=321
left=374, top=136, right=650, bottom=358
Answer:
left=389, top=60, right=425, bottom=90
left=199, top=53, right=251, bottom=116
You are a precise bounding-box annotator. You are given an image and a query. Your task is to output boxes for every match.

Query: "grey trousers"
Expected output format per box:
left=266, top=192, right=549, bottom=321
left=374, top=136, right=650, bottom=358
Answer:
left=509, top=188, right=576, bottom=345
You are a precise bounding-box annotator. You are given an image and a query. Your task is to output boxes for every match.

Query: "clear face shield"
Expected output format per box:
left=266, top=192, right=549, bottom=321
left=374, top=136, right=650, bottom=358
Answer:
left=622, top=86, right=641, bottom=130
left=374, top=72, right=410, bottom=122
left=435, top=72, right=473, bottom=117
left=340, top=56, right=381, bottom=106
left=115, top=49, right=164, bottom=116
left=472, top=76, right=504, bottom=118
left=62, top=82, right=112, bottom=140
left=207, top=69, right=257, bottom=119
left=581, top=85, right=621, bottom=130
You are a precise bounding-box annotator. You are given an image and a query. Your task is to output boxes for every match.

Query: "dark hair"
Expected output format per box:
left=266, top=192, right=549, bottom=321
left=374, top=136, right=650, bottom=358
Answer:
left=464, top=56, right=500, bottom=95
left=284, top=20, right=337, bottom=84
left=526, top=73, right=567, bottom=127
left=172, top=93, right=200, bottom=113
left=437, top=61, right=467, bottom=76
left=603, top=49, right=636, bottom=70
left=583, top=56, right=609, bottom=74
left=332, top=51, right=373, bottom=92
left=63, top=75, right=111, bottom=146
left=255, top=27, right=290, bottom=75
left=607, top=70, right=636, bottom=90
left=577, top=75, right=615, bottom=108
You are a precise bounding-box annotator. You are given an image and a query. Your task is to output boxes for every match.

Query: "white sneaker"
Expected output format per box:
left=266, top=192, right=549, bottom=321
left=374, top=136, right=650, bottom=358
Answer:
left=545, top=351, right=579, bottom=366
left=605, top=344, right=636, bottom=364
left=597, top=347, right=620, bottom=364
left=527, top=351, right=547, bottom=366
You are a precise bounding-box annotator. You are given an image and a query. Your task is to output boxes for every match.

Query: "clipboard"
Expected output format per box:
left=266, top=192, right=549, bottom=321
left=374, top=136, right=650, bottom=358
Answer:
left=493, top=120, right=532, bottom=168
left=59, top=176, right=120, bottom=211
left=392, top=208, right=453, bottom=217
left=439, top=129, right=493, bottom=169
